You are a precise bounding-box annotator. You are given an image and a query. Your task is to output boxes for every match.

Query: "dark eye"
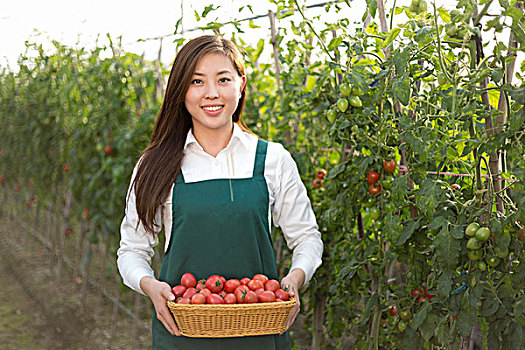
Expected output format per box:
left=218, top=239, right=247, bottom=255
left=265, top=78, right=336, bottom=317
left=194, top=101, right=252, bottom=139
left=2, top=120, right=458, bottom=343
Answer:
left=219, top=77, right=231, bottom=83
left=191, top=79, right=203, bottom=84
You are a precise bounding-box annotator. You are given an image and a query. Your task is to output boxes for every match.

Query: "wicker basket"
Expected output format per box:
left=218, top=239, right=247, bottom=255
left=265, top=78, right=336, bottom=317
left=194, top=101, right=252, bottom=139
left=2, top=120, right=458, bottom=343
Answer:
left=167, top=297, right=297, bottom=338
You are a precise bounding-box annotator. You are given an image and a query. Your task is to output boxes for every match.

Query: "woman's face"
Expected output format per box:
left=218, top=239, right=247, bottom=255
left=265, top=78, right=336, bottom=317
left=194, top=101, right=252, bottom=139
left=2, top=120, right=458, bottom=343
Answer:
left=185, top=53, right=246, bottom=137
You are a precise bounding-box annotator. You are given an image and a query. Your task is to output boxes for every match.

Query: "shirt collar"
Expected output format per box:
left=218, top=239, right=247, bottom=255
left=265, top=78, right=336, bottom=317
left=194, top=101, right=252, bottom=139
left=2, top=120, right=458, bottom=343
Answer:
left=184, top=123, right=251, bottom=153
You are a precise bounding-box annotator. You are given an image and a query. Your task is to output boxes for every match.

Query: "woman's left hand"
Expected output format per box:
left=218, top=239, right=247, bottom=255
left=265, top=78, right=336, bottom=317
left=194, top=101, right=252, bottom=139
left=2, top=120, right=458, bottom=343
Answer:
left=280, top=268, right=305, bottom=331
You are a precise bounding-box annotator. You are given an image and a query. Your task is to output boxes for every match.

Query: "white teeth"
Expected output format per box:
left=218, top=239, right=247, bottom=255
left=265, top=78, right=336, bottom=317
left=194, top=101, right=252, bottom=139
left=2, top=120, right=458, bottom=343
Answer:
left=202, top=106, right=222, bottom=111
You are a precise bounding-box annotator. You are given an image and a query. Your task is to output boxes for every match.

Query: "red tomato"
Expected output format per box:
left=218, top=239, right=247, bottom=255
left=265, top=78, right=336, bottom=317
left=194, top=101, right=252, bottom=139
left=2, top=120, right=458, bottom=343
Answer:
left=181, top=273, right=197, bottom=288
left=276, top=298, right=284, bottom=302
left=196, top=279, right=206, bottom=291
left=223, top=293, right=237, bottom=304
left=218, top=290, right=227, bottom=298
left=205, top=276, right=224, bottom=293
left=368, top=184, right=381, bottom=195
left=316, top=169, right=327, bottom=179
left=171, top=285, right=187, bottom=298
left=258, top=291, right=276, bottom=303
left=218, top=275, right=226, bottom=285
left=224, top=279, right=241, bottom=293
left=240, top=277, right=251, bottom=285
left=252, top=274, right=269, bottom=285
left=417, top=295, right=430, bottom=303
left=255, top=288, right=265, bottom=297
left=191, top=293, right=206, bottom=304
left=366, top=170, right=380, bottom=184
left=274, top=289, right=289, bottom=301
left=182, top=287, right=197, bottom=299
left=207, top=294, right=225, bottom=304
left=387, top=305, right=398, bottom=317
left=243, top=291, right=258, bottom=304
left=383, top=160, right=397, bottom=174
left=424, top=289, right=436, bottom=299
left=264, top=279, right=280, bottom=292
left=177, top=297, right=191, bottom=304
left=312, top=178, right=323, bottom=188
left=234, top=285, right=250, bottom=303
left=247, top=279, right=264, bottom=291
left=199, top=288, right=212, bottom=297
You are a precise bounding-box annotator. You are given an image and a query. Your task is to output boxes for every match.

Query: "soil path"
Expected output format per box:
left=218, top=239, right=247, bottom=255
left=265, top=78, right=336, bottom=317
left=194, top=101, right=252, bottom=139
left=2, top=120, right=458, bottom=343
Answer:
left=0, top=231, right=89, bottom=350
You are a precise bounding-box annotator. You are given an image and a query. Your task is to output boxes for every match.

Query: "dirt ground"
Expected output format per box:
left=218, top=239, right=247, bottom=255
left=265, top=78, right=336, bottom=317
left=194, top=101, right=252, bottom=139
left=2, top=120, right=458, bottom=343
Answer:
left=0, top=221, right=151, bottom=350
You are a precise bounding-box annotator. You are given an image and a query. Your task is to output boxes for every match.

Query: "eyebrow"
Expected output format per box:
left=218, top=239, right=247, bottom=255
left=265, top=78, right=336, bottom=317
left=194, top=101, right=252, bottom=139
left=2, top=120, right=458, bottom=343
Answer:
left=193, top=69, right=233, bottom=76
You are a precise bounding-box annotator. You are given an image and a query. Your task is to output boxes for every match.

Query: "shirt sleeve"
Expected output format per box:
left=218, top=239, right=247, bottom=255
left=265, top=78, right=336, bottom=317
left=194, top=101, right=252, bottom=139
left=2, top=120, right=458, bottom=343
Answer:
left=270, top=144, right=323, bottom=286
left=116, top=162, right=161, bottom=295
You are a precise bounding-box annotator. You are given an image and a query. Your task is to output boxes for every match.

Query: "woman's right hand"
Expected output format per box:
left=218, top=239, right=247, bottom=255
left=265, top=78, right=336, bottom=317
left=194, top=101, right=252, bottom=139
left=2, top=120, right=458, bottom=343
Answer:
left=140, top=276, right=180, bottom=336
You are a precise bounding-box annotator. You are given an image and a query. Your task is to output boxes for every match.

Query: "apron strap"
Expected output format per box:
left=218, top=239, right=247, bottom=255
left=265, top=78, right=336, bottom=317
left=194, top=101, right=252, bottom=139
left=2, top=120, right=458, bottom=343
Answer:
left=253, top=139, right=268, bottom=177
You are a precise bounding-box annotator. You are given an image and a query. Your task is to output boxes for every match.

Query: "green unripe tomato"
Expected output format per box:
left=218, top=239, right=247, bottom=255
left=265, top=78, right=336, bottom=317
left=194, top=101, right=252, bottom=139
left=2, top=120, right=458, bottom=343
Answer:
left=326, top=109, right=337, bottom=123
left=398, top=320, right=408, bottom=332
left=437, top=73, right=447, bottom=85
left=465, top=222, right=480, bottom=237
left=351, top=85, right=364, bottom=96
left=384, top=202, right=395, bottom=212
left=418, top=1, right=427, bottom=12
left=466, top=237, right=482, bottom=250
left=349, top=96, right=363, bottom=108
left=399, top=310, right=412, bottom=321
left=337, top=98, right=349, bottom=112
left=475, top=227, right=490, bottom=242
left=486, top=256, right=501, bottom=267
left=339, top=83, right=352, bottom=97
left=477, top=261, right=487, bottom=271
left=446, top=26, right=458, bottom=37
left=468, top=249, right=483, bottom=261
left=351, top=125, right=359, bottom=134
left=369, top=207, right=380, bottom=221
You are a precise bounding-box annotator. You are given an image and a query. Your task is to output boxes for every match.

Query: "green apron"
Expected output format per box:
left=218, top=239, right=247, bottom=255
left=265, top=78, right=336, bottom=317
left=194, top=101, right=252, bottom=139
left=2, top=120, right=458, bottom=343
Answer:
left=152, top=139, right=291, bottom=350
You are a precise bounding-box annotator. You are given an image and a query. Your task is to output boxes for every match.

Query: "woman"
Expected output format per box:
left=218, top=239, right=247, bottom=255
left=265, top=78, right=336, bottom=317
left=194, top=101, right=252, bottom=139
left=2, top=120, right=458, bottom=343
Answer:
left=117, top=35, right=323, bottom=349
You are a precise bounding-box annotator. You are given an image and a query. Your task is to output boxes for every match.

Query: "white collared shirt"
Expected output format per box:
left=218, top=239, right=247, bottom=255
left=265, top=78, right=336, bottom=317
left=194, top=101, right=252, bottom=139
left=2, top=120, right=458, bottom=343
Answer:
left=117, top=123, right=323, bottom=294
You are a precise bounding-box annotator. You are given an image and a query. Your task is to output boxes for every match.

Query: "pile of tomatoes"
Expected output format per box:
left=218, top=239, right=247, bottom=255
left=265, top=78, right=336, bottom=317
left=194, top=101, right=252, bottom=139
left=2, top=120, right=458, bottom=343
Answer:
left=171, top=273, right=291, bottom=305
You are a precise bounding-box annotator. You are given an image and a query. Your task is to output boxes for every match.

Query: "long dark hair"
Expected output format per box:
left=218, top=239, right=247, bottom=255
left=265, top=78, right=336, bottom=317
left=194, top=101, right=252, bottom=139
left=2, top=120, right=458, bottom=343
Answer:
left=132, top=35, right=252, bottom=235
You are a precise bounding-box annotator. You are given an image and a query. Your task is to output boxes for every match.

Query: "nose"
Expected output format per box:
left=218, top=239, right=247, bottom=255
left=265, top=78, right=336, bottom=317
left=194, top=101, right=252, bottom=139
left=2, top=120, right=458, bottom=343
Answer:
left=205, top=83, right=219, bottom=99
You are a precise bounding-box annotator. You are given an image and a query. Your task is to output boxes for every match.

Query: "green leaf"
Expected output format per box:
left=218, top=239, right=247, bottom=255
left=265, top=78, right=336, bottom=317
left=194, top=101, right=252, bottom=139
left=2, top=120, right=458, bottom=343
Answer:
left=438, top=8, right=451, bottom=23
left=507, top=320, right=524, bottom=350
left=393, top=49, right=409, bottom=76
left=391, top=175, right=408, bottom=205
left=385, top=213, right=403, bottom=243
left=326, top=163, right=346, bottom=179
left=382, top=28, right=401, bottom=49
left=457, top=291, right=477, bottom=336
left=411, top=302, right=431, bottom=330
left=505, top=7, right=524, bottom=21
left=420, top=313, right=440, bottom=341
left=202, top=4, right=220, bottom=18
left=248, top=20, right=260, bottom=29
left=450, top=224, right=465, bottom=239
left=437, top=320, right=455, bottom=345
left=327, top=37, right=343, bottom=51
left=428, top=216, right=447, bottom=232
left=394, top=218, right=420, bottom=245
left=392, top=77, right=411, bottom=106
left=437, top=271, right=453, bottom=297
left=480, top=297, right=499, bottom=317
left=434, top=230, right=461, bottom=269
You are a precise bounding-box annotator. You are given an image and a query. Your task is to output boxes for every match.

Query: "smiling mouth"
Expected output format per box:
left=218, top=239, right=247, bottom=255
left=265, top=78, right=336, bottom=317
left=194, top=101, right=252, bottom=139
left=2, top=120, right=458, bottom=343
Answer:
left=202, top=105, right=223, bottom=111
